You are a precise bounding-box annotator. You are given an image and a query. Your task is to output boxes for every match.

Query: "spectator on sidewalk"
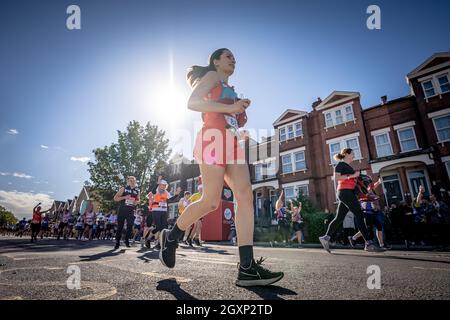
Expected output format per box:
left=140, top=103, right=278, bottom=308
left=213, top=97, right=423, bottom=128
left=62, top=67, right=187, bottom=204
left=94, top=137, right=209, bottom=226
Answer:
left=291, top=203, right=304, bottom=248
left=343, top=212, right=356, bottom=247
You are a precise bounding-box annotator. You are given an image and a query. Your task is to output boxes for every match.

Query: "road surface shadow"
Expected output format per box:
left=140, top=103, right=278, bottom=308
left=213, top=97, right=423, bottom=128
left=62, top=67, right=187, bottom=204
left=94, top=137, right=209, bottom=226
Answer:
left=136, top=249, right=160, bottom=263
left=0, top=238, right=119, bottom=254
left=79, top=249, right=126, bottom=261
left=332, top=252, right=450, bottom=265
left=156, top=279, right=198, bottom=300
left=197, top=246, right=232, bottom=256
left=241, top=285, right=297, bottom=300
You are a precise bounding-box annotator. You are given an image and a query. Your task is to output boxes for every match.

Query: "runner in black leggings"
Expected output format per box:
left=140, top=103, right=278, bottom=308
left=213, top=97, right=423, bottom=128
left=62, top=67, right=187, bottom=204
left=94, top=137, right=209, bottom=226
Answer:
left=319, top=148, right=384, bottom=253
left=113, top=176, right=140, bottom=249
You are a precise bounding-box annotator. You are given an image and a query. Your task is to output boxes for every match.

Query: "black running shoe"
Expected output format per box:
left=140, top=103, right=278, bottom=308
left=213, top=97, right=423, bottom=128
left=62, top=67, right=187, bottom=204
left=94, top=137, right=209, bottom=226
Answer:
left=235, top=257, right=284, bottom=287
left=159, top=229, right=177, bottom=268
left=194, top=239, right=202, bottom=247
left=125, top=241, right=131, bottom=248
left=114, top=242, right=120, bottom=250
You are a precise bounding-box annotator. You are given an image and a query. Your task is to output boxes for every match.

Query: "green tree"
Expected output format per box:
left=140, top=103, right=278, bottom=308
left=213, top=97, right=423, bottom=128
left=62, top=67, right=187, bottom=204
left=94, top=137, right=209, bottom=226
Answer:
left=0, top=205, right=18, bottom=226
left=87, top=121, right=171, bottom=211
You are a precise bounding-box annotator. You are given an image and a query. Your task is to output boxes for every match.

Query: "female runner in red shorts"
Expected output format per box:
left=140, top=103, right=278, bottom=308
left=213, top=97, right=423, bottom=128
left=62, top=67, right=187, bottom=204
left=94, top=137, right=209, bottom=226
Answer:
left=159, top=48, right=284, bottom=287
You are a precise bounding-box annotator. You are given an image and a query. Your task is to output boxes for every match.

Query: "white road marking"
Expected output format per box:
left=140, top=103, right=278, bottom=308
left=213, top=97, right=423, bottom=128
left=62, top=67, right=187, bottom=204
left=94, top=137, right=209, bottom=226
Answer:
left=413, top=267, right=450, bottom=272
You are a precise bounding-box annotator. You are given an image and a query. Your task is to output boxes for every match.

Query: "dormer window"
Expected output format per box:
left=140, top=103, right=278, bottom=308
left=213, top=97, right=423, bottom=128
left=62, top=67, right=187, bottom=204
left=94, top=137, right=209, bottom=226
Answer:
left=419, top=70, right=450, bottom=100
left=438, top=75, right=450, bottom=93
left=278, top=121, right=303, bottom=142
left=422, top=80, right=436, bottom=98
left=324, top=104, right=355, bottom=128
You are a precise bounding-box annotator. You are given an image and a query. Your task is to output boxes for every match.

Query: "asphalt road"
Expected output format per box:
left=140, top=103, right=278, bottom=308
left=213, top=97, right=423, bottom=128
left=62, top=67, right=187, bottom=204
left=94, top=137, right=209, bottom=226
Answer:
left=1, top=236, right=449, bottom=300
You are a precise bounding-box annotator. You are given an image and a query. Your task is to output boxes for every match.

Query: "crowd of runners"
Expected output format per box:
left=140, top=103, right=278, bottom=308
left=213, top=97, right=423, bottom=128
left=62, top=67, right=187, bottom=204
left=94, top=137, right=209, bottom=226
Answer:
left=0, top=175, right=209, bottom=250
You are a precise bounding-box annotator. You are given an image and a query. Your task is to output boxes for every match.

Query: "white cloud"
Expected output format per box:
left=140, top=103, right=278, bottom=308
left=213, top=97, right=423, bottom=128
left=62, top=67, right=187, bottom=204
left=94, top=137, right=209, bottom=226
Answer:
left=0, top=190, right=53, bottom=219
left=47, top=191, right=54, bottom=194
left=72, top=180, right=81, bottom=183
left=7, top=129, right=19, bottom=135
left=0, top=172, right=33, bottom=179
left=40, top=145, right=49, bottom=149
left=70, top=156, right=90, bottom=163
left=12, top=172, right=33, bottom=179
left=7, top=182, right=12, bottom=185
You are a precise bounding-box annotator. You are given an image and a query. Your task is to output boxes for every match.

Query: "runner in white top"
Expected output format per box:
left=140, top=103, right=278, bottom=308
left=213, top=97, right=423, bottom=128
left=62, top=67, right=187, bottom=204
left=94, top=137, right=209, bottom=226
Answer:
left=132, top=210, right=143, bottom=244
left=82, top=203, right=96, bottom=241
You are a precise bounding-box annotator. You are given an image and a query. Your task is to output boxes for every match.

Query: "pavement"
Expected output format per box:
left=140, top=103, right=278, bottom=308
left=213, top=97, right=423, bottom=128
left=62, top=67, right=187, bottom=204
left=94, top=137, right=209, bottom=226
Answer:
left=1, top=236, right=449, bottom=300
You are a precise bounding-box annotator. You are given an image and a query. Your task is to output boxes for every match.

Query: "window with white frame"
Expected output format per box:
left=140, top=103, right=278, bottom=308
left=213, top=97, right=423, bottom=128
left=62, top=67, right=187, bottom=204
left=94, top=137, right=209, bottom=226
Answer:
left=438, top=75, right=450, bottom=94
left=422, top=80, right=436, bottom=98
left=255, top=163, right=263, bottom=181
left=420, top=72, right=450, bottom=99
left=281, top=149, right=307, bottom=174
left=325, top=113, right=333, bottom=127
left=335, top=109, right=343, bottom=125
left=324, top=104, right=354, bottom=128
left=266, top=160, right=276, bottom=178
left=295, top=122, right=303, bottom=137
left=297, top=185, right=309, bottom=196
left=374, top=132, right=393, bottom=157
left=284, top=184, right=309, bottom=201
left=279, top=127, right=286, bottom=142
left=397, top=127, right=418, bottom=152
left=284, top=186, right=295, bottom=201
left=329, top=142, right=341, bottom=164
left=329, top=136, right=362, bottom=164
left=433, top=115, right=450, bottom=142
left=346, top=138, right=361, bottom=159
left=287, top=125, right=294, bottom=139
left=294, top=151, right=306, bottom=171
left=279, top=121, right=303, bottom=142
left=281, top=154, right=293, bottom=174
left=345, top=105, right=354, bottom=122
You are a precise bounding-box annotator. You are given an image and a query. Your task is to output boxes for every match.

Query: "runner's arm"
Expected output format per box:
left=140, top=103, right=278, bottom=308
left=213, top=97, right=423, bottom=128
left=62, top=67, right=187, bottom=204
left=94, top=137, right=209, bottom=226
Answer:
left=113, top=187, right=127, bottom=202
left=188, top=71, right=239, bottom=114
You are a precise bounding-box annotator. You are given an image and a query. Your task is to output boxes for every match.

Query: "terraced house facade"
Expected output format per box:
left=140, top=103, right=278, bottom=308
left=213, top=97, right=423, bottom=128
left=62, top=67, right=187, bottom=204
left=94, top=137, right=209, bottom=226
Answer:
left=249, top=52, right=450, bottom=224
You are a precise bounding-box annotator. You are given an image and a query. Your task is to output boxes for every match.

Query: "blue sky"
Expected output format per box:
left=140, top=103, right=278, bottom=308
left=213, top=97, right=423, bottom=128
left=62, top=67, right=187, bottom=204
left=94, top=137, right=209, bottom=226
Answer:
left=1, top=0, right=449, bottom=218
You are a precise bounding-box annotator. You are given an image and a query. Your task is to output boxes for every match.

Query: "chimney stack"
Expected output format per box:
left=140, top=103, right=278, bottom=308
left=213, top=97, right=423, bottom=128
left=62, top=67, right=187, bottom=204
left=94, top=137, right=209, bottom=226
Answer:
left=312, top=97, right=322, bottom=109
left=381, top=95, right=387, bottom=105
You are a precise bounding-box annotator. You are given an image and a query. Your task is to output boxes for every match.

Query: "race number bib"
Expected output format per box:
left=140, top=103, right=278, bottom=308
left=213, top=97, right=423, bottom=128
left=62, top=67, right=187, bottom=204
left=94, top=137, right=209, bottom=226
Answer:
left=125, top=198, right=135, bottom=206
left=159, top=201, right=167, bottom=209
left=224, top=114, right=239, bottom=134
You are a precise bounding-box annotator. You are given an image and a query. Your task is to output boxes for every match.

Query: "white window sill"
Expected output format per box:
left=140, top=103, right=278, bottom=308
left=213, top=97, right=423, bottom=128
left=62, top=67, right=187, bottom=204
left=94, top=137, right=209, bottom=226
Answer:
left=377, top=153, right=394, bottom=158
left=279, top=135, right=304, bottom=144
left=399, top=148, right=420, bottom=154
left=324, top=119, right=356, bottom=131
left=281, top=169, right=308, bottom=176
left=425, top=91, right=449, bottom=102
